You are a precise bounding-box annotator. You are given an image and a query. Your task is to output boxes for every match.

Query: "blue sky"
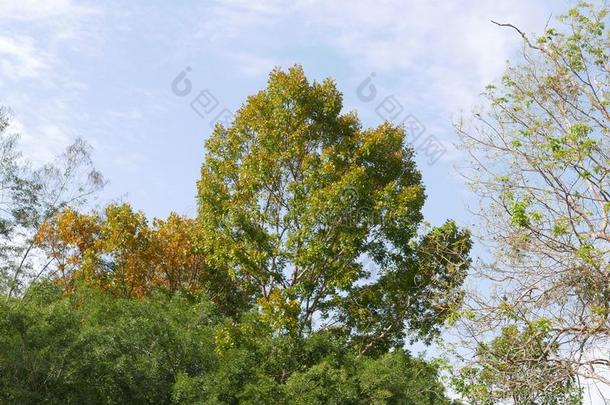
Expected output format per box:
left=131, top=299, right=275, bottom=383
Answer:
left=1, top=0, right=569, bottom=226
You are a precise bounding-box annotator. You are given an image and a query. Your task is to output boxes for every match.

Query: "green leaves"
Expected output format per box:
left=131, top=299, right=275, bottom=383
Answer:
left=456, top=322, right=582, bottom=404
left=197, top=66, right=471, bottom=348
left=0, top=283, right=218, bottom=404
left=0, top=282, right=454, bottom=403
left=510, top=199, right=531, bottom=228
left=458, top=2, right=610, bottom=401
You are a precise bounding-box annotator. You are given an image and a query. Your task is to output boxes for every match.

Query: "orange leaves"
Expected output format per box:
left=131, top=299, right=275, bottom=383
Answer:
left=40, top=208, right=100, bottom=251
left=35, top=208, right=101, bottom=284
left=150, top=213, right=205, bottom=293
left=35, top=204, right=209, bottom=298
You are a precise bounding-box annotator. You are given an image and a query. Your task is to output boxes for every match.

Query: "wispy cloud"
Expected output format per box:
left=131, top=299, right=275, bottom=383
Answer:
left=298, top=0, right=556, bottom=113
left=0, top=0, right=101, bottom=79
left=0, top=0, right=97, bottom=21
left=0, top=35, right=53, bottom=80
left=0, top=0, right=567, bottom=216
left=187, top=0, right=558, bottom=115
left=0, top=0, right=104, bottom=160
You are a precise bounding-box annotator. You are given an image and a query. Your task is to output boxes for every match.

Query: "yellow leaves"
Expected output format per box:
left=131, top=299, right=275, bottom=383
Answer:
left=257, top=290, right=300, bottom=331
left=35, top=209, right=102, bottom=284
left=150, top=214, right=205, bottom=293
left=214, top=320, right=235, bottom=354
left=100, top=204, right=149, bottom=252
left=397, top=184, right=425, bottom=207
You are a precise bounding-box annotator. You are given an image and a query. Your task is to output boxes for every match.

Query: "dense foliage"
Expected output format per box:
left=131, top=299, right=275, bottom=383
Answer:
left=0, top=282, right=453, bottom=404
left=197, top=66, right=471, bottom=353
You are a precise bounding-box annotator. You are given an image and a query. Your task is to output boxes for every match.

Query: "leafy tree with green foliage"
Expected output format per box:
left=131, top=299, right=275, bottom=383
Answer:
left=456, top=1, right=610, bottom=400
left=172, top=309, right=454, bottom=405
left=0, top=281, right=218, bottom=404
left=197, top=65, right=471, bottom=355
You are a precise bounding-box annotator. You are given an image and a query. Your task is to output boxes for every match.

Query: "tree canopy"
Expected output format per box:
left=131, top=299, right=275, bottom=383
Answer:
left=197, top=66, right=471, bottom=353
left=455, top=2, right=610, bottom=402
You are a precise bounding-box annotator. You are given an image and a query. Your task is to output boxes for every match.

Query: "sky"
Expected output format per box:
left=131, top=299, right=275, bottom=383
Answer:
left=0, top=0, right=572, bottom=224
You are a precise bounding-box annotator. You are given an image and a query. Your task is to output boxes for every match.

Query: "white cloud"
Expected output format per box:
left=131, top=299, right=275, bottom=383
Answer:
left=0, top=0, right=102, bottom=83
left=0, top=0, right=104, bottom=162
left=0, top=0, right=98, bottom=22
left=0, top=35, right=53, bottom=80
left=190, top=0, right=560, bottom=115
left=299, top=0, right=557, bottom=112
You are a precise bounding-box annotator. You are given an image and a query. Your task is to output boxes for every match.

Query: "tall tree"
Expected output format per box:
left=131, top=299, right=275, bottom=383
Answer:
left=456, top=2, right=610, bottom=399
left=0, top=107, right=104, bottom=298
left=197, top=66, right=471, bottom=353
